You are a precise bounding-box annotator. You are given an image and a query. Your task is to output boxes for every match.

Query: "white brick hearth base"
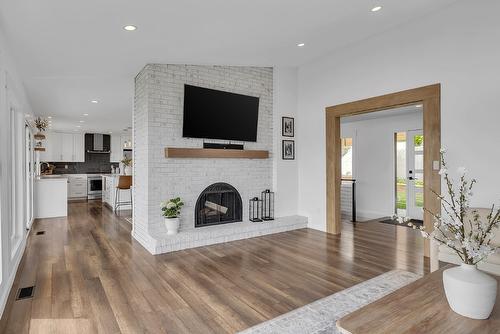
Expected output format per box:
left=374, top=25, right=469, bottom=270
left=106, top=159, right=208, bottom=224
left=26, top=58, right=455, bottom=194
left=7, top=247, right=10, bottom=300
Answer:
left=132, top=215, right=307, bottom=255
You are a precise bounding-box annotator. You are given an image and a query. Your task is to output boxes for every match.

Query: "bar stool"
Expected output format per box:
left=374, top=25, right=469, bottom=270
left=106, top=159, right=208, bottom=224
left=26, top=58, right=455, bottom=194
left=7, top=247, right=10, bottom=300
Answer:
left=115, top=175, right=132, bottom=213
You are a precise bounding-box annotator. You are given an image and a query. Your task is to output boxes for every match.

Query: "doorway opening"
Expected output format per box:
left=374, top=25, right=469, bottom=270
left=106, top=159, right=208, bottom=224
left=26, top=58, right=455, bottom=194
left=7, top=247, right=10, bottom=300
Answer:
left=326, top=84, right=441, bottom=257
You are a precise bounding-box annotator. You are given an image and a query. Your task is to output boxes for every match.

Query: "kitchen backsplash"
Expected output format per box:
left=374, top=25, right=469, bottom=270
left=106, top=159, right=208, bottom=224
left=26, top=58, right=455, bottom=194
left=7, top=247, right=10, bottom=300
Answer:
left=45, top=162, right=119, bottom=174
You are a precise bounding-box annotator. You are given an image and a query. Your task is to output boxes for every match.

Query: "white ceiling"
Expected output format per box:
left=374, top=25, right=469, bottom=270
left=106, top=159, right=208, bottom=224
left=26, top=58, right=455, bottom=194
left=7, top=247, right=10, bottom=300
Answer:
left=0, top=0, right=457, bottom=133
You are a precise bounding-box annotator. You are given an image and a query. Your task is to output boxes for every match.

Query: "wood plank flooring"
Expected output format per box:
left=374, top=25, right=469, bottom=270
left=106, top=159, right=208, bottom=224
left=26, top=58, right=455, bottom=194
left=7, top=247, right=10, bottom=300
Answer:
left=0, top=201, right=428, bottom=333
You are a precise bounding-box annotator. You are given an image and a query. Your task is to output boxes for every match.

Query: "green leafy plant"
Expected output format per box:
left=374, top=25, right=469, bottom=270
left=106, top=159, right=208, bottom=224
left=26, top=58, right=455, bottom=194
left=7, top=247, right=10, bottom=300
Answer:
left=161, top=197, right=184, bottom=218
left=121, top=157, right=132, bottom=166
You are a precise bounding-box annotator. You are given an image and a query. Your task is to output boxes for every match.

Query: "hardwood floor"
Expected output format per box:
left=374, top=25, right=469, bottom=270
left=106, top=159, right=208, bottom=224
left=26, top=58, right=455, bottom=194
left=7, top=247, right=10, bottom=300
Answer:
left=0, top=201, right=428, bottom=333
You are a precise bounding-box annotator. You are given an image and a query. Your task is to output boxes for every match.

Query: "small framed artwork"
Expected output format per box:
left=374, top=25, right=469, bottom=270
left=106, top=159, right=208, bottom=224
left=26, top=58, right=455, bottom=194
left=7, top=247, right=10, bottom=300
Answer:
left=282, top=140, right=295, bottom=160
left=282, top=117, right=294, bottom=137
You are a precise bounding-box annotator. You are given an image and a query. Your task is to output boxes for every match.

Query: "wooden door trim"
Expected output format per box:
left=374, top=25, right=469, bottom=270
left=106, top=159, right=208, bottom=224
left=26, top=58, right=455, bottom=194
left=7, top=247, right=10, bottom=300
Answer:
left=325, top=84, right=441, bottom=256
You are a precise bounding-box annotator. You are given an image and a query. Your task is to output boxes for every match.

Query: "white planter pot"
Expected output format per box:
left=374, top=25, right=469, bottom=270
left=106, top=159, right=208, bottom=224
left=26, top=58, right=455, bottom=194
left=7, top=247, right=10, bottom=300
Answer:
left=443, top=263, right=497, bottom=319
left=164, top=217, right=180, bottom=235
left=124, top=166, right=132, bottom=175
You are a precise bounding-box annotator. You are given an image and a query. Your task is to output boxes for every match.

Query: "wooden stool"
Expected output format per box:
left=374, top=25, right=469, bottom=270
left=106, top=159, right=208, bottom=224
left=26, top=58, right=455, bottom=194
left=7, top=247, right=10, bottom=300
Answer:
left=115, top=175, right=132, bottom=213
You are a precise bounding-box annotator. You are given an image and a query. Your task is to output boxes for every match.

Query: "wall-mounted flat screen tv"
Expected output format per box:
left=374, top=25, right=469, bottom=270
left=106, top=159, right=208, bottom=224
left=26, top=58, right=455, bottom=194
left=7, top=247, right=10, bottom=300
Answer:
left=182, top=84, right=259, bottom=142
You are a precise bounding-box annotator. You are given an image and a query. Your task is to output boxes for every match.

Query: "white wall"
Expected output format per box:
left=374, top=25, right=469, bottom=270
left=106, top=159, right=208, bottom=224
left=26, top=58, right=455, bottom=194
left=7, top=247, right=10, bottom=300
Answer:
left=273, top=67, right=299, bottom=217
left=0, top=28, right=33, bottom=316
left=341, top=112, right=422, bottom=219
left=297, top=0, right=500, bottom=231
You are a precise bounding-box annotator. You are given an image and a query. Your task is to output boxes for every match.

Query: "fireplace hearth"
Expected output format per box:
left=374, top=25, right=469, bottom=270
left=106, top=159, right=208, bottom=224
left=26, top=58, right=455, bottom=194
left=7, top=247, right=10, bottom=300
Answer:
left=195, top=183, right=242, bottom=228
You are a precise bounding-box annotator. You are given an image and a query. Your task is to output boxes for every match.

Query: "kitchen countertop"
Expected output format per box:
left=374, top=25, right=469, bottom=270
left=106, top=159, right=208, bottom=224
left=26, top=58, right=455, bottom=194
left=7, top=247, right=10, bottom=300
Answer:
left=36, top=175, right=68, bottom=181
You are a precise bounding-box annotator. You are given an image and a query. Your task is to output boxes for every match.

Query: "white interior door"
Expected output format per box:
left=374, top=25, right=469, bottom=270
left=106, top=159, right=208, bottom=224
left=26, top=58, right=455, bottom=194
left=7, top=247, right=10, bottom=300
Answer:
left=406, top=130, right=424, bottom=220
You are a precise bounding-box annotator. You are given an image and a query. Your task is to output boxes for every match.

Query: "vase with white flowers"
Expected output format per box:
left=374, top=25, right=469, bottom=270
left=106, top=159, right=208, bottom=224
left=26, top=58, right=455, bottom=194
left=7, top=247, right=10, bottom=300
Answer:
left=395, top=149, right=499, bottom=319
left=161, top=197, right=184, bottom=235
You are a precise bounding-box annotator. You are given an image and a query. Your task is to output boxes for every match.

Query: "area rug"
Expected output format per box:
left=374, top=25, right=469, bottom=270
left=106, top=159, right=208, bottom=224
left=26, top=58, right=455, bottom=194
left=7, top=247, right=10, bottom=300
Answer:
left=238, top=270, right=421, bottom=334
left=379, top=217, right=423, bottom=228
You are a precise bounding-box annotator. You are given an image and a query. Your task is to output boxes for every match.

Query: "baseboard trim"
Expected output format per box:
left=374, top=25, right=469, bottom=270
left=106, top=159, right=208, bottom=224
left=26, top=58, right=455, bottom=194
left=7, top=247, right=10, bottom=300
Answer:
left=0, top=236, right=27, bottom=319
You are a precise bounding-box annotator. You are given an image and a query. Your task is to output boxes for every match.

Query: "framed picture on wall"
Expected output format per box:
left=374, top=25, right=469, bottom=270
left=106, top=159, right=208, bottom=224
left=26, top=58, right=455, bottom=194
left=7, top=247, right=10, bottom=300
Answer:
left=282, top=140, right=295, bottom=160
left=282, top=117, right=294, bottom=137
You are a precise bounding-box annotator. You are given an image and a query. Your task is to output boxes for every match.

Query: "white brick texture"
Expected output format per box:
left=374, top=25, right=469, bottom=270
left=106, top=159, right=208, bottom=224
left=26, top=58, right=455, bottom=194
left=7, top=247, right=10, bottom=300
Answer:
left=133, top=64, right=293, bottom=254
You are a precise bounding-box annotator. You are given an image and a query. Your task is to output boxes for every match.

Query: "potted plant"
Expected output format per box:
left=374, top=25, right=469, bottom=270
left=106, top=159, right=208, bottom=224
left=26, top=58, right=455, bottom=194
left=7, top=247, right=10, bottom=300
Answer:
left=121, top=158, right=132, bottom=175
left=161, top=198, right=184, bottom=235
left=395, top=149, right=499, bottom=319
left=33, top=117, right=49, bottom=140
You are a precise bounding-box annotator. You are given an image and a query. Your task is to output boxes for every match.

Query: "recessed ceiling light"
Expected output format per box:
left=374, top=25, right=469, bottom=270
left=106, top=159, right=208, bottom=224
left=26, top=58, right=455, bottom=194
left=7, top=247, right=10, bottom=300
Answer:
left=109, top=132, right=113, bottom=134
left=123, top=25, right=137, bottom=31
left=91, top=100, right=98, bottom=104
left=48, top=116, right=52, bottom=119
left=371, top=6, right=382, bottom=12
left=83, top=113, right=89, bottom=116
left=297, top=43, right=305, bottom=47
left=76, top=125, right=81, bottom=128
left=79, top=120, right=85, bottom=123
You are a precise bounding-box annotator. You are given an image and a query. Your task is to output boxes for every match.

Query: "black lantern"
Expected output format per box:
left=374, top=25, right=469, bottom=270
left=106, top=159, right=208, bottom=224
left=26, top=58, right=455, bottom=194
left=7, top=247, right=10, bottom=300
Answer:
left=261, top=189, right=275, bottom=221
left=249, top=197, right=263, bottom=222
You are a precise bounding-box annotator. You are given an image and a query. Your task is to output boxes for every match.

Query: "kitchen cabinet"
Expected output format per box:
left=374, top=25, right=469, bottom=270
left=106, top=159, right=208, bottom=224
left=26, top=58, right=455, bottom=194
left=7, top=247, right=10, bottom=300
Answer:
left=110, top=134, right=122, bottom=163
left=39, top=131, right=84, bottom=162
left=73, top=133, right=85, bottom=162
left=67, top=174, right=87, bottom=199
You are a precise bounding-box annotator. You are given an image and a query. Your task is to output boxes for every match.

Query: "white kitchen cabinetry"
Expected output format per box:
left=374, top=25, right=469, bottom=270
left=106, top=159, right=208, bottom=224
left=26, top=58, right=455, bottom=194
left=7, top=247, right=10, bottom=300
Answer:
left=73, top=133, right=85, bottom=162
left=40, top=131, right=84, bottom=162
left=67, top=174, right=87, bottom=199
left=61, top=133, right=74, bottom=161
left=110, top=134, right=122, bottom=163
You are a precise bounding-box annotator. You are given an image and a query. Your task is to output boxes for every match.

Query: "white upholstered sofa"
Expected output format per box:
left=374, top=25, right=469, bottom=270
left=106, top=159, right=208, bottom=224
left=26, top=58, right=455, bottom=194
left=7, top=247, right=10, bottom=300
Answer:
left=431, top=208, right=500, bottom=276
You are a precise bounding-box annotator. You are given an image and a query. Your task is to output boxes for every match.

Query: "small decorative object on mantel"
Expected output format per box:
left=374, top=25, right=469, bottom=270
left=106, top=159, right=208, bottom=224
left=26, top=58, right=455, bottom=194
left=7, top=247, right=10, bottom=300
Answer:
left=121, top=157, right=132, bottom=175
left=282, top=140, right=295, bottom=160
left=282, top=116, right=294, bottom=137
left=161, top=197, right=184, bottom=235
left=395, top=149, right=499, bottom=320
left=249, top=197, right=263, bottom=222
left=261, top=189, right=274, bottom=221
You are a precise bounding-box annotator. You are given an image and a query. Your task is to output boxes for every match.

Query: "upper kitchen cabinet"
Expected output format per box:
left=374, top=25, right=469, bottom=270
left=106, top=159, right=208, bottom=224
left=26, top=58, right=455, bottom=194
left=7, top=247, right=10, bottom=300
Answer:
left=39, top=131, right=84, bottom=162
left=110, top=134, right=122, bottom=162
left=111, top=133, right=132, bottom=162
left=73, top=133, right=85, bottom=161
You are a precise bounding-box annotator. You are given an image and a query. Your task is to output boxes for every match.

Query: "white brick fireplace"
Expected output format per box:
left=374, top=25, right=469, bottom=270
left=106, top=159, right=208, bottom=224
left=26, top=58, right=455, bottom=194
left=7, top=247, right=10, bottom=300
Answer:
left=132, top=64, right=306, bottom=254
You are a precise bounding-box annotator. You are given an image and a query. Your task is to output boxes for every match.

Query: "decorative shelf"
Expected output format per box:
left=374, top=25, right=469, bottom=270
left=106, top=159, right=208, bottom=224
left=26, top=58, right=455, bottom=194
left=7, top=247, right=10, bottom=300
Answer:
left=165, top=147, right=269, bottom=159
left=34, top=133, right=46, bottom=140
left=34, top=147, right=46, bottom=152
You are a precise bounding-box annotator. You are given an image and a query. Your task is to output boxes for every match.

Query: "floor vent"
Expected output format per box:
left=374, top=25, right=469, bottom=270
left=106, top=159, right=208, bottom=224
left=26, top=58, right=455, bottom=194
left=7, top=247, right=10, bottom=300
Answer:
left=36, top=231, right=45, bottom=235
left=16, top=286, right=35, bottom=300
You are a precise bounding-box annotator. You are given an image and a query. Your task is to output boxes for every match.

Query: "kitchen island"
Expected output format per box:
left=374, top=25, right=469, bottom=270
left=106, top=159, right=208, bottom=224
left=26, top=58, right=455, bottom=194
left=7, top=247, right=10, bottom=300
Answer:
left=102, top=174, right=132, bottom=212
left=34, top=175, right=68, bottom=218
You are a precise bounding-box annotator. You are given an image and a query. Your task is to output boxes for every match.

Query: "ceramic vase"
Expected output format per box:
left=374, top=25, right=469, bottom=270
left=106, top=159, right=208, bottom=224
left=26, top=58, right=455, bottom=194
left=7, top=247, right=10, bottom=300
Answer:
left=164, top=217, right=180, bottom=235
left=443, top=263, right=497, bottom=319
left=124, top=166, right=132, bottom=175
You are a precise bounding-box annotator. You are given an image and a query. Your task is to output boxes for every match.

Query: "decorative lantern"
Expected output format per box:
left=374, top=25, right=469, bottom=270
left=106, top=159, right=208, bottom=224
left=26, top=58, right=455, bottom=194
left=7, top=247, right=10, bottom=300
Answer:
left=261, top=189, right=275, bottom=221
left=249, top=197, right=262, bottom=222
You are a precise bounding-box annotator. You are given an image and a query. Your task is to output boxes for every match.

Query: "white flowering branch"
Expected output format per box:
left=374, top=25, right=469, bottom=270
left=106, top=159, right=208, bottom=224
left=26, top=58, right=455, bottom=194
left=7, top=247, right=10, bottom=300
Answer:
left=394, top=150, right=500, bottom=265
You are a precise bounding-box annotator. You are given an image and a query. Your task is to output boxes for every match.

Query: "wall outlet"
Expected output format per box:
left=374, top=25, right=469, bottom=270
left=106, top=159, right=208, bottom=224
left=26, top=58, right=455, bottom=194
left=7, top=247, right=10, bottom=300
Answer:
left=433, top=160, right=440, bottom=171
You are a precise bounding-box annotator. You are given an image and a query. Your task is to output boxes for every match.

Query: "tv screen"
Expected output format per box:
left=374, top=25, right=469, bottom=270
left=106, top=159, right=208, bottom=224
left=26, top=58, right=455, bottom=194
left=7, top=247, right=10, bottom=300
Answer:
left=182, top=85, right=259, bottom=142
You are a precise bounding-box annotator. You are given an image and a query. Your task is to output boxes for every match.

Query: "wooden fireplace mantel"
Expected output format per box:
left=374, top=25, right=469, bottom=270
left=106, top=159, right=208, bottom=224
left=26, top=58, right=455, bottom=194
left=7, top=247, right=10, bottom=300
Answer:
left=164, top=147, right=269, bottom=159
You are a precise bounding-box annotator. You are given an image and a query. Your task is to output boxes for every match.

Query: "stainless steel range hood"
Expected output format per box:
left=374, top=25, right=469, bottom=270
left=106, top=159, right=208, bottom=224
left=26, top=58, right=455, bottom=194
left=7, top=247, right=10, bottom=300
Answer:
left=86, top=133, right=111, bottom=153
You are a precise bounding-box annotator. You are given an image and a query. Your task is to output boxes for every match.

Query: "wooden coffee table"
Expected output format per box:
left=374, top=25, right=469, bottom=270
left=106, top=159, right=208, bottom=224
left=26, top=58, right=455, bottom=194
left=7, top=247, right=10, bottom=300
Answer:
left=336, top=265, right=500, bottom=333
